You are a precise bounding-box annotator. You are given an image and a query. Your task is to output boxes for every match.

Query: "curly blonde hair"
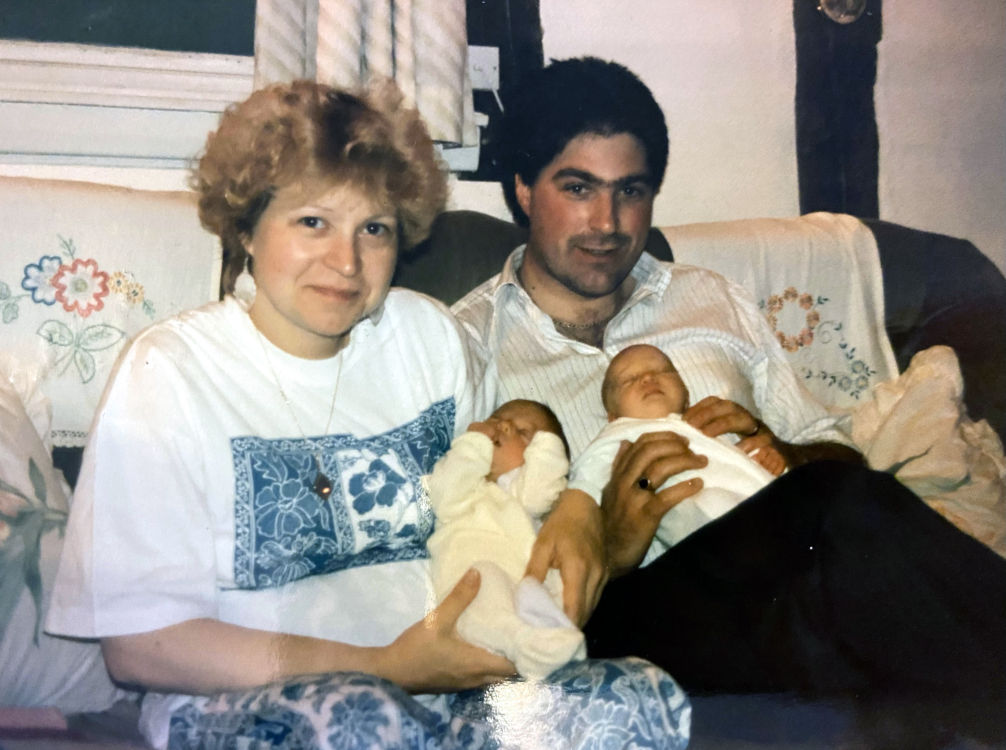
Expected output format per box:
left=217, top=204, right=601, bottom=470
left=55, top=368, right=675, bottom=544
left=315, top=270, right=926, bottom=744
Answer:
left=192, top=79, right=448, bottom=294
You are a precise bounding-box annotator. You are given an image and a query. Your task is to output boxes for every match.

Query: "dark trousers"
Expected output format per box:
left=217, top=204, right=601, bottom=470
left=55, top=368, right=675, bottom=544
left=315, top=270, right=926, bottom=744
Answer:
left=585, top=462, right=1006, bottom=704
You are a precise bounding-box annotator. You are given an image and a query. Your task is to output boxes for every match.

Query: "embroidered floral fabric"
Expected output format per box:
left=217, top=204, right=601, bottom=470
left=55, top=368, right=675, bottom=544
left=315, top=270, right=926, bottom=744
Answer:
left=662, top=212, right=899, bottom=410
left=167, top=658, right=690, bottom=750
left=0, top=178, right=220, bottom=447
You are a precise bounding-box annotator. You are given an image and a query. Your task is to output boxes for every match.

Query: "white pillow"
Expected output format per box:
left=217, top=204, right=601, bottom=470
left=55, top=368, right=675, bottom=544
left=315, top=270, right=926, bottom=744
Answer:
left=0, top=365, right=126, bottom=712
left=0, top=176, right=221, bottom=448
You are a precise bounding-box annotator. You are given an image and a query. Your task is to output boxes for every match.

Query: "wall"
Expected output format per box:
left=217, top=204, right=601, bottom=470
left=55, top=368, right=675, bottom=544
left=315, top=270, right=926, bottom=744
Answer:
left=877, top=0, right=1005, bottom=274
left=539, top=1, right=800, bottom=228
left=534, top=0, right=1006, bottom=274
left=3, top=3, right=1003, bottom=273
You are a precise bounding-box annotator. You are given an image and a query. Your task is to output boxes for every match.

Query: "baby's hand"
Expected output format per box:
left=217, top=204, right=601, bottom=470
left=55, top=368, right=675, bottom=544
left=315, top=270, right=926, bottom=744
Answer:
left=747, top=442, right=787, bottom=476
left=467, top=421, right=495, bottom=440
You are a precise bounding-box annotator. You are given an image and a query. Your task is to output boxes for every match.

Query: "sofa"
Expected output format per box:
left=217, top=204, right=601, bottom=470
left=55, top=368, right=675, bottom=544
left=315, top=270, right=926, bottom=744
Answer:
left=1, top=175, right=1004, bottom=748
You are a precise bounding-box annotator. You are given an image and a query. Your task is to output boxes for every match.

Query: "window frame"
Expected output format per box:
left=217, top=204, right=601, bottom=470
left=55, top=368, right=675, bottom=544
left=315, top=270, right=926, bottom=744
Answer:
left=0, top=40, right=253, bottom=167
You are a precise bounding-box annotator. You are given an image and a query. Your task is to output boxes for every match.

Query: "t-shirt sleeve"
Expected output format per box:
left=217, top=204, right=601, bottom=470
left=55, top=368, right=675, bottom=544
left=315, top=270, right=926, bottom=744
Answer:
left=47, top=337, right=218, bottom=639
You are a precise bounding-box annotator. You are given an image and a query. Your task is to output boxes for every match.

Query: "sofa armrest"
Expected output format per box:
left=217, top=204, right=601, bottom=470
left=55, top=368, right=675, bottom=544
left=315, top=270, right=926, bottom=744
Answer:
left=864, top=218, right=1006, bottom=441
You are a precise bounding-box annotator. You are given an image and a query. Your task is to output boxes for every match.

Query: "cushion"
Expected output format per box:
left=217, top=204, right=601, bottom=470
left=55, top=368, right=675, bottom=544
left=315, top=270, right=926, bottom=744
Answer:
left=0, top=177, right=221, bottom=448
left=0, top=360, right=126, bottom=712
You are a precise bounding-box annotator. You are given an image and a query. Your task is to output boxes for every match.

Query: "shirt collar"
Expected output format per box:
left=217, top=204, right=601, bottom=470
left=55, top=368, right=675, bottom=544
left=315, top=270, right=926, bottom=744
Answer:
left=491, top=244, right=672, bottom=313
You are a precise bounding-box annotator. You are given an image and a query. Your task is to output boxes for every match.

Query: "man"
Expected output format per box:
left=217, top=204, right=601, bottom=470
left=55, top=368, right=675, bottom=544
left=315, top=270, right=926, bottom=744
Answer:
left=452, top=57, right=1005, bottom=743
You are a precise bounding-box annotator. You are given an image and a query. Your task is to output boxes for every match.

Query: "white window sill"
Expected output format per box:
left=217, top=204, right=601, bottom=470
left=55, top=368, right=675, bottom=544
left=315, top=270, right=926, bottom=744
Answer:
left=0, top=40, right=253, bottom=167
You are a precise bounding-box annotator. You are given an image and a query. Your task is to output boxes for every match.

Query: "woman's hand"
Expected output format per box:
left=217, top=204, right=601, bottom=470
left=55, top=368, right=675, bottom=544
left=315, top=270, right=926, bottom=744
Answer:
left=378, top=569, right=516, bottom=693
left=525, top=489, right=607, bottom=626
left=602, top=432, right=707, bottom=578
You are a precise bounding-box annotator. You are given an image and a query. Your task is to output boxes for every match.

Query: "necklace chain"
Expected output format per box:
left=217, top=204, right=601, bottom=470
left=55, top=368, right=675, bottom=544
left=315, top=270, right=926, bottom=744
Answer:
left=253, top=327, right=343, bottom=497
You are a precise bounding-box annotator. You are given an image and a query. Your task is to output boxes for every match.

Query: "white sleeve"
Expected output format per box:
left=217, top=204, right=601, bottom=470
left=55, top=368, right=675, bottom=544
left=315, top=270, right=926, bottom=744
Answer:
left=425, top=431, right=494, bottom=521
left=511, top=431, right=568, bottom=517
left=47, top=338, right=218, bottom=639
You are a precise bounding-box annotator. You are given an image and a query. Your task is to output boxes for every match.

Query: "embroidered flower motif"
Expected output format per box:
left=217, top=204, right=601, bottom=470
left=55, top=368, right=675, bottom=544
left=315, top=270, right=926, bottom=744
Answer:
left=107, top=272, right=130, bottom=295
left=765, top=286, right=821, bottom=352
left=349, top=457, right=408, bottom=514
left=123, top=282, right=145, bottom=305
left=20, top=255, right=63, bottom=305
left=51, top=258, right=109, bottom=318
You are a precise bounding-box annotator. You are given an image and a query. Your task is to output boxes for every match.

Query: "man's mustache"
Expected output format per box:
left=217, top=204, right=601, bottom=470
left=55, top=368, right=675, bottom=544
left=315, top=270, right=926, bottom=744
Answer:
left=568, top=232, right=632, bottom=249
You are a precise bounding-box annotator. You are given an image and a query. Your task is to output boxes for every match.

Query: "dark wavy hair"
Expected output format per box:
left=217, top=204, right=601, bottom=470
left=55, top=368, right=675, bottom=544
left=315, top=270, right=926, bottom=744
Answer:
left=192, top=79, right=447, bottom=295
left=499, top=57, right=669, bottom=226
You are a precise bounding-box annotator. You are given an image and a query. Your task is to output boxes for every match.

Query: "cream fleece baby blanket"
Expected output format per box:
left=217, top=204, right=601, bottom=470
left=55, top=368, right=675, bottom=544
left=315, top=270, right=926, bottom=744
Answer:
left=425, top=430, right=586, bottom=679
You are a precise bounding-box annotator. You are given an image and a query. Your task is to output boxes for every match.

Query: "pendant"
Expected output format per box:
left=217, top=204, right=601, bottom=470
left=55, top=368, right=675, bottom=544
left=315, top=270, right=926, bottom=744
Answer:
left=313, top=471, right=333, bottom=498
left=312, top=453, right=332, bottom=498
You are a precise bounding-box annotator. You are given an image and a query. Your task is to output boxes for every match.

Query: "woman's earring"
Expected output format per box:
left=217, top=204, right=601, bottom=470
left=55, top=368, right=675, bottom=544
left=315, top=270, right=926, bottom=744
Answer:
left=233, top=256, right=256, bottom=306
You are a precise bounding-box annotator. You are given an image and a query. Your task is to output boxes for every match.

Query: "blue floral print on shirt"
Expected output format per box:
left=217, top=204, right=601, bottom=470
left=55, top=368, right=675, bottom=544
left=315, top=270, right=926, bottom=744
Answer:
left=231, top=398, right=454, bottom=589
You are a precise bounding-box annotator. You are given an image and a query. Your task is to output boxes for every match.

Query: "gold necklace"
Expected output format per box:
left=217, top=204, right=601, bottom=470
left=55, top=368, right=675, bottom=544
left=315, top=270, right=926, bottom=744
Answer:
left=254, top=328, right=343, bottom=498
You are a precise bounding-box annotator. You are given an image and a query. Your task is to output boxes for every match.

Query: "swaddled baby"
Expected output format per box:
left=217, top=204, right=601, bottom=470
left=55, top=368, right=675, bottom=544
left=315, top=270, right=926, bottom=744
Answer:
left=570, top=344, right=785, bottom=566
left=425, top=399, right=585, bottom=679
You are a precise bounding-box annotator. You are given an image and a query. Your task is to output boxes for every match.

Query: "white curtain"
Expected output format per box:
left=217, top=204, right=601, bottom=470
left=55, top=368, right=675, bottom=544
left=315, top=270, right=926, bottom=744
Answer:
left=254, top=0, right=477, bottom=147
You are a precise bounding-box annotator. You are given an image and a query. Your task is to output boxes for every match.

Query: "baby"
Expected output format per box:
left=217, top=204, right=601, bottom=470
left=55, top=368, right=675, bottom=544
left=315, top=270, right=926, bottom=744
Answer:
left=425, top=399, right=586, bottom=679
left=570, top=344, right=786, bottom=565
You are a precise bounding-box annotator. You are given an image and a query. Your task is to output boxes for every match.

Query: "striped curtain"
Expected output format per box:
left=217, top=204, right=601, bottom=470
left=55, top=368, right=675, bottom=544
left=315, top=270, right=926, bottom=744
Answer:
left=253, top=0, right=477, bottom=147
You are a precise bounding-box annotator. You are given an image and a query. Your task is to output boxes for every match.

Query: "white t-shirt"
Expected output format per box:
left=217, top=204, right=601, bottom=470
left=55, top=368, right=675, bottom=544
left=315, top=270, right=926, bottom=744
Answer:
left=46, top=290, right=480, bottom=746
left=452, top=248, right=851, bottom=458
left=570, top=414, right=775, bottom=565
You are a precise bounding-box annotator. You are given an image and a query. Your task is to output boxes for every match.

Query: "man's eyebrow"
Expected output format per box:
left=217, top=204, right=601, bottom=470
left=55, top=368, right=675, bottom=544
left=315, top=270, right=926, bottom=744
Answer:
left=551, top=167, right=652, bottom=188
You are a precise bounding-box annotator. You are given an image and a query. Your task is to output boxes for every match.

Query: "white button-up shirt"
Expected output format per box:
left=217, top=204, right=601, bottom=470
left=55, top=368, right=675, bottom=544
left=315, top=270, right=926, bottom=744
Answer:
left=451, top=247, right=850, bottom=458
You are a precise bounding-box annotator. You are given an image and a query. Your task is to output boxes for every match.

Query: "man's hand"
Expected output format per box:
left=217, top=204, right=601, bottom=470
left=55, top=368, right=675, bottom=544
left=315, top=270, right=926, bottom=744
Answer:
left=525, top=489, right=606, bottom=626
left=602, top=431, right=707, bottom=578
left=683, top=395, right=760, bottom=439
left=685, top=395, right=863, bottom=468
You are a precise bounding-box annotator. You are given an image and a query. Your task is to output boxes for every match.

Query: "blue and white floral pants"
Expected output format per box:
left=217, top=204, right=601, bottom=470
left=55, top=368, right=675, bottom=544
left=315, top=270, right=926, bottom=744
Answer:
left=167, top=657, right=690, bottom=749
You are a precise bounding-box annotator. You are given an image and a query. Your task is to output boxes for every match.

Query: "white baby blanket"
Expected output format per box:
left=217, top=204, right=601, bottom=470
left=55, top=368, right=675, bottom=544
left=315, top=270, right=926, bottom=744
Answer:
left=0, top=178, right=221, bottom=447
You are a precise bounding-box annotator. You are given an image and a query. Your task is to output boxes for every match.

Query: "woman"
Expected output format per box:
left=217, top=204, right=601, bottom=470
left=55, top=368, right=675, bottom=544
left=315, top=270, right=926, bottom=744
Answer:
left=46, top=81, right=689, bottom=749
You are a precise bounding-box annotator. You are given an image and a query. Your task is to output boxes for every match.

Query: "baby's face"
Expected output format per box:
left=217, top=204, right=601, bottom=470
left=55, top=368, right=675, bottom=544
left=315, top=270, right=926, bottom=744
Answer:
left=469, top=401, right=553, bottom=480
left=606, top=345, right=688, bottom=420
